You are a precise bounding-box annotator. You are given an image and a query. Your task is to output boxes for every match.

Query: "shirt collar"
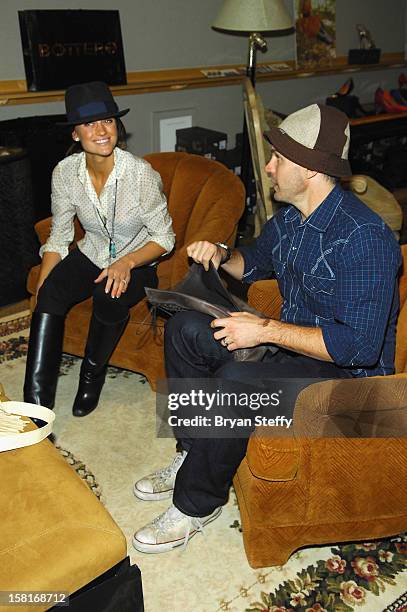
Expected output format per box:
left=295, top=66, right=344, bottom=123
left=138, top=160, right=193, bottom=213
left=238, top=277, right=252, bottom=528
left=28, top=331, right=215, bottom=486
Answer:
left=284, top=184, right=343, bottom=233
left=76, top=147, right=126, bottom=184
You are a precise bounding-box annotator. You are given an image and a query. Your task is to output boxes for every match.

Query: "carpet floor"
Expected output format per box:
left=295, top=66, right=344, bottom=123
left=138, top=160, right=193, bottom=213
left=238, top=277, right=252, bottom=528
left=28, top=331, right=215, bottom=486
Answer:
left=1, top=311, right=406, bottom=612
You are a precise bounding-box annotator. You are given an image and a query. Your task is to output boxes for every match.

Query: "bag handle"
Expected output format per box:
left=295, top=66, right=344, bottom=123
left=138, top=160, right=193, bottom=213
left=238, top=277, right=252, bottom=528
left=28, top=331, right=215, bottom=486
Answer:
left=0, top=401, right=55, bottom=452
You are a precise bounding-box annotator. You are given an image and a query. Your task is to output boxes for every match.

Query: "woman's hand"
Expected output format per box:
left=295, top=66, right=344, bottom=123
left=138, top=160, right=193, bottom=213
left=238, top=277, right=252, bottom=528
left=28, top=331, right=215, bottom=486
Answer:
left=94, top=257, right=132, bottom=298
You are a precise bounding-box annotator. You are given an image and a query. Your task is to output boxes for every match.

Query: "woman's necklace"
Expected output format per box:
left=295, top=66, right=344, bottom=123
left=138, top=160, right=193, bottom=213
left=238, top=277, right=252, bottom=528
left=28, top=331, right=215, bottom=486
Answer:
left=94, top=179, right=118, bottom=263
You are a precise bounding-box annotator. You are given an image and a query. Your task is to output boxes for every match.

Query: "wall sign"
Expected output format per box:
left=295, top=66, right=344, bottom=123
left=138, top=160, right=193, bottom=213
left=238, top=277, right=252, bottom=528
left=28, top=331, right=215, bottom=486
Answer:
left=18, top=9, right=127, bottom=91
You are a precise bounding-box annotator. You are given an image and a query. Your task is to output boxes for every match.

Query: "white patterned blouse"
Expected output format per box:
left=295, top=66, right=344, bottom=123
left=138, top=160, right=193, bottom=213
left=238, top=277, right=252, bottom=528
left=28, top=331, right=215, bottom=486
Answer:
left=40, top=148, right=175, bottom=269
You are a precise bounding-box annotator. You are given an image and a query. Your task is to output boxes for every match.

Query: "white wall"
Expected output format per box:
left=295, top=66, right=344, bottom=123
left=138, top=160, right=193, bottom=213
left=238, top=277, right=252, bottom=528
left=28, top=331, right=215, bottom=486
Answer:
left=0, top=0, right=406, bottom=155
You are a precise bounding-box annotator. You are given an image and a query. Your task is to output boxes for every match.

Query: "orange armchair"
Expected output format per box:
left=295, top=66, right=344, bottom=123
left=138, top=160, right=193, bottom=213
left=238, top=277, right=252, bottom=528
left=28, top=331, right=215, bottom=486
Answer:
left=233, top=244, right=407, bottom=568
left=27, top=152, right=245, bottom=388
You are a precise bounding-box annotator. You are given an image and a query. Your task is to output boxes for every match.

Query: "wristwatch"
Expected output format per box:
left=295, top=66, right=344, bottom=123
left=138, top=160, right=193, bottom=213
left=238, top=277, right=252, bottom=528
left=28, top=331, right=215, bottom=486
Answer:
left=215, top=242, right=232, bottom=264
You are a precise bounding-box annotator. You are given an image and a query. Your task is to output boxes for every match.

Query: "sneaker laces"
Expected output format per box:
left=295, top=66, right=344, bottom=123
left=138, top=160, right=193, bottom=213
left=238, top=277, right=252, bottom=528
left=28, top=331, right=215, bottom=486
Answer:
left=152, top=451, right=186, bottom=481
left=183, top=516, right=204, bottom=551
left=152, top=505, right=204, bottom=551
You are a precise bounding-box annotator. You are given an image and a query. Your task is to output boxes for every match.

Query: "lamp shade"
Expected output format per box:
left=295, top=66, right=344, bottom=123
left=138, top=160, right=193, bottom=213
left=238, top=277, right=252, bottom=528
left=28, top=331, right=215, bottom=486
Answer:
left=212, top=0, right=292, bottom=32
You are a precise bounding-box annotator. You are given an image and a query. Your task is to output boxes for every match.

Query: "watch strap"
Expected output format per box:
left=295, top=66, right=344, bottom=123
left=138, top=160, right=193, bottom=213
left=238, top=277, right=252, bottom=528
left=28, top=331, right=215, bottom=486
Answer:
left=215, top=242, right=232, bottom=264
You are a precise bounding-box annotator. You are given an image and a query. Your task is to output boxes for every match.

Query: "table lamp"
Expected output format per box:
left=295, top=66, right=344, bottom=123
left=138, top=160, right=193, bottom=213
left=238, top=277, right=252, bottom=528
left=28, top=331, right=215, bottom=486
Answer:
left=212, top=0, right=293, bottom=85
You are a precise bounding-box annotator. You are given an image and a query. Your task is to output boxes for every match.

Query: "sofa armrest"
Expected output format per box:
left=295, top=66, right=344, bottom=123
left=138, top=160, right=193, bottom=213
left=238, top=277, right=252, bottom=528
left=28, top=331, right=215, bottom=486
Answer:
left=293, top=373, right=407, bottom=438
left=247, top=279, right=283, bottom=320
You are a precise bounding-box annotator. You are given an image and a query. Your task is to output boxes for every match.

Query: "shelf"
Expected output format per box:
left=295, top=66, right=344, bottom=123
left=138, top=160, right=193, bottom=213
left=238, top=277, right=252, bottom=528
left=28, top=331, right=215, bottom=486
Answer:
left=0, top=53, right=406, bottom=107
left=350, top=110, right=407, bottom=126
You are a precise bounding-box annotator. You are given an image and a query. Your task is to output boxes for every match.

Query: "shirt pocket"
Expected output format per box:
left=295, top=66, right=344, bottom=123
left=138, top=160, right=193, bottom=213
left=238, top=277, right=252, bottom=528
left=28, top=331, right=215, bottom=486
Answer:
left=303, top=273, right=335, bottom=295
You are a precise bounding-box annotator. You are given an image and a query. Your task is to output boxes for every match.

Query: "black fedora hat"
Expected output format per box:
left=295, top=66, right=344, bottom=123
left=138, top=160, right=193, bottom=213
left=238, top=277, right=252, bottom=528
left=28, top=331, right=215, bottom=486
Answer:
left=60, top=81, right=129, bottom=126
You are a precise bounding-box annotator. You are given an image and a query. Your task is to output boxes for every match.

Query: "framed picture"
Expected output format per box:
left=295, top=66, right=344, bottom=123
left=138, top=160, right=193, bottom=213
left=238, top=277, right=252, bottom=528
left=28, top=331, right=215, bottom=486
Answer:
left=295, top=0, right=336, bottom=69
left=19, top=10, right=127, bottom=91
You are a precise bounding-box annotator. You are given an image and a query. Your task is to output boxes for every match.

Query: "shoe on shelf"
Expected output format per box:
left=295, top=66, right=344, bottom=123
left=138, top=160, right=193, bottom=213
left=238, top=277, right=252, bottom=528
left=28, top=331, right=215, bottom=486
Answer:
left=132, top=504, right=222, bottom=554
left=374, top=87, right=407, bottom=113
left=326, top=78, right=370, bottom=118
left=133, top=451, right=187, bottom=501
left=336, top=77, right=354, bottom=96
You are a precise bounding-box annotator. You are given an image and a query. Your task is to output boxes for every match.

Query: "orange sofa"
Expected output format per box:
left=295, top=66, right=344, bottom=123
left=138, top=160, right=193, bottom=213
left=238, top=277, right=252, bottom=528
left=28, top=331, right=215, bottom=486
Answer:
left=233, top=244, right=407, bottom=568
left=27, top=152, right=245, bottom=389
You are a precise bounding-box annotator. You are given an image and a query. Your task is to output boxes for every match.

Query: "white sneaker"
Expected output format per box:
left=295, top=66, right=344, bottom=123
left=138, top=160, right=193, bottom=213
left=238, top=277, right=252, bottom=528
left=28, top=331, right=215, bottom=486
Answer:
left=133, top=451, right=187, bottom=501
left=132, top=504, right=222, bottom=554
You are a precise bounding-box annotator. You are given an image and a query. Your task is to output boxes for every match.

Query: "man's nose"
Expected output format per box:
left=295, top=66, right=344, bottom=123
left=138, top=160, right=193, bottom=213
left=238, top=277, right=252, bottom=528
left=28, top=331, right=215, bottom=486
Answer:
left=265, top=157, right=275, bottom=175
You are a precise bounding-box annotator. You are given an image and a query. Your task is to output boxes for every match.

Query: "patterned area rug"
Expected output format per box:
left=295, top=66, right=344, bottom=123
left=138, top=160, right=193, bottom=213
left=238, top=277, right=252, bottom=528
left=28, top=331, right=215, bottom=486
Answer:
left=1, top=311, right=406, bottom=612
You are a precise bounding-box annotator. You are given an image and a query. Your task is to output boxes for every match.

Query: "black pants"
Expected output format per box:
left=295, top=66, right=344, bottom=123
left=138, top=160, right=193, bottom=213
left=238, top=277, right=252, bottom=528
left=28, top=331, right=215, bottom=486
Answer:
left=164, top=311, right=352, bottom=517
left=36, top=249, right=158, bottom=323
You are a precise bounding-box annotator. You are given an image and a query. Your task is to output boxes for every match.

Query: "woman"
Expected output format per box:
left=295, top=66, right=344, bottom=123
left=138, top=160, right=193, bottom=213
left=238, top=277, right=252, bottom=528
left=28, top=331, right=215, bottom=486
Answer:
left=24, top=81, right=175, bottom=417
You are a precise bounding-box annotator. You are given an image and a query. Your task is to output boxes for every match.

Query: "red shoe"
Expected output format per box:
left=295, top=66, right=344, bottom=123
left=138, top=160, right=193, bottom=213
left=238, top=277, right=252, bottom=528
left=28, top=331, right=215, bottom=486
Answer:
left=375, top=87, right=407, bottom=113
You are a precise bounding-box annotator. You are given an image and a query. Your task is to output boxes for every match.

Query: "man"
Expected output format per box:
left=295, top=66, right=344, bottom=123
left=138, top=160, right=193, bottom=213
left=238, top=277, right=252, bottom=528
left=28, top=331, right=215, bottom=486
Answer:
left=131, top=104, right=401, bottom=554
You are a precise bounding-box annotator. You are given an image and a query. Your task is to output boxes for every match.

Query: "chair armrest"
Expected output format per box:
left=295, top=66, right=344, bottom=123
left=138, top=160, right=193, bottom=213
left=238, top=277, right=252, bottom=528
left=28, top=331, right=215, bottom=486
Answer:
left=34, top=218, right=52, bottom=245
left=293, top=373, right=407, bottom=438
left=246, top=435, right=300, bottom=482
left=247, top=279, right=283, bottom=320
left=33, top=216, right=84, bottom=246
left=245, top=374, right=407, bottom=481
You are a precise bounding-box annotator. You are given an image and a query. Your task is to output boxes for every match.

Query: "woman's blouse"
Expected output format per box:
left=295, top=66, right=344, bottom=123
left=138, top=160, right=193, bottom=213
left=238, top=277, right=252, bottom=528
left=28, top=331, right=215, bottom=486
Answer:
left=41, top=148, right=175, bottom=269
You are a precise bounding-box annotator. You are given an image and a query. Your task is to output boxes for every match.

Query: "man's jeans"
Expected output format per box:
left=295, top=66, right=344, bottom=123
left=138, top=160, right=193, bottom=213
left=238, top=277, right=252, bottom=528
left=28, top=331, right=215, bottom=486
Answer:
left=164, top=311, right=352, bottom=517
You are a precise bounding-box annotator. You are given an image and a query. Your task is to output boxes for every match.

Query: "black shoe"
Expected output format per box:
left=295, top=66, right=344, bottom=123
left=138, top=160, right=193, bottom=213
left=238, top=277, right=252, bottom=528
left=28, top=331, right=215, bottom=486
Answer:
left=72, top=314, right=129, bottom=417
left=23, top=312, right=65, bottom=409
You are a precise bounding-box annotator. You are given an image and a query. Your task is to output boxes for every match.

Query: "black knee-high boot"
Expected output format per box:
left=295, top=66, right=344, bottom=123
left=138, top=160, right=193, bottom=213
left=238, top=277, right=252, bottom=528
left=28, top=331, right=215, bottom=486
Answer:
left=23, top=312, right=65, bottom=408
left=72, top=314, right=129, bottom=417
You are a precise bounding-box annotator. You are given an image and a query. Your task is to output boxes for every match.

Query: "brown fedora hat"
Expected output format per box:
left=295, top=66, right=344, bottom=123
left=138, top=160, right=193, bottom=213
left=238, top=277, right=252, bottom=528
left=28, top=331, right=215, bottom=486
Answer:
left=264, top=103, right=351, bottom=178
left=59, top=81, right=129, bottom=126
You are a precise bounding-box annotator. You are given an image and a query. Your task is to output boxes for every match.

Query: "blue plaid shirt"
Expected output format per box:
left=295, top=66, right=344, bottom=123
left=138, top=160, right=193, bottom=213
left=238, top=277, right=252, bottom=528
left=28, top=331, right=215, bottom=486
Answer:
left=240, top=185, right=402, bottom=377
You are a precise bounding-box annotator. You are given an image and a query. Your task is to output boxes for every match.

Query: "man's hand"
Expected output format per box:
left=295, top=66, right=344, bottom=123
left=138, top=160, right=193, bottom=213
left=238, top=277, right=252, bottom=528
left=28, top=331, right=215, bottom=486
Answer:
left=186, top=241, right=224, bottom=271
left=212, top=313, right=333, bottom=361
left=94, top=258, right=132, bottom=298
left=211, top=312, right=267, bottom=350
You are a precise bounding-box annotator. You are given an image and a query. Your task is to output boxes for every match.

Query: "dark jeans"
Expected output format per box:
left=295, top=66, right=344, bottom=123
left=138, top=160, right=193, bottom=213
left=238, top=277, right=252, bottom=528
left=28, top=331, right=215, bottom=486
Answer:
left=36, top=248, right=158, bottom=323
left=164, top=311, right=352, bottom=517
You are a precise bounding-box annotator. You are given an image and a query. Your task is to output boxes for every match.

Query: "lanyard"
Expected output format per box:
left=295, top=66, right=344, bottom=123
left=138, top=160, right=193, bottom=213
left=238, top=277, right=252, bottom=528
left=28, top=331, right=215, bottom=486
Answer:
left=94, top=179, right=118, bottom=263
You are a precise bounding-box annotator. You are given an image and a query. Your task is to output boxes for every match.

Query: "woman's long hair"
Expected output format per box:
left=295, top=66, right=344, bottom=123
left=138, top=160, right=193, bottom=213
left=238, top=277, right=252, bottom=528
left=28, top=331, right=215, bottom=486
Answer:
left=65, top=118, right=127, bottom=157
